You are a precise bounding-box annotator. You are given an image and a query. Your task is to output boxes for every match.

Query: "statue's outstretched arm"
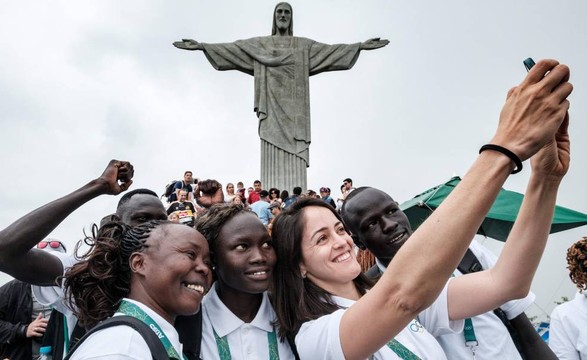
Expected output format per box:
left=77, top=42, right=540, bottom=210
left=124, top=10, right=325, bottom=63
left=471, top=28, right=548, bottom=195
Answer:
left=173, top=38, right=204, bottom=51
left=360, top=37, right=390, bottom=50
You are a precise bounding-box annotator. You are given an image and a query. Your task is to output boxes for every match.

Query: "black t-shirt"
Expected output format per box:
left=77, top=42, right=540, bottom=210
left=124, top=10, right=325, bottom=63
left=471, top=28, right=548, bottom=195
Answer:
left=167, top=201, right=196, bottom=226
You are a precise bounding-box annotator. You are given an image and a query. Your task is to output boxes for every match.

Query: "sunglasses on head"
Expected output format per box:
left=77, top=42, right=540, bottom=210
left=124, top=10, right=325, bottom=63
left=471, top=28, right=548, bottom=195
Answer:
left=37, top=241, right=63, bottom=250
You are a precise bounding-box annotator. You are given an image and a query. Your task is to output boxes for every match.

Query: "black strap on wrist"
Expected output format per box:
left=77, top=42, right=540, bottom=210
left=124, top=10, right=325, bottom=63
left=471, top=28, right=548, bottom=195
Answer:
left=479, top=144, right=523, bottom=174
left=18, top=324, right=28, bottom=338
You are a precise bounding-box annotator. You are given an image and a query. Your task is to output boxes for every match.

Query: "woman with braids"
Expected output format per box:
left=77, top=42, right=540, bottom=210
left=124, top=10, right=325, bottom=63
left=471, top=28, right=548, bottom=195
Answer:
left=195, top=204, right=295, bottom=359
left=64, top=220, right=212, bottom=359
left=549, top=237, right=587, bottom=359
left=269, top=59, right=572, bottom=359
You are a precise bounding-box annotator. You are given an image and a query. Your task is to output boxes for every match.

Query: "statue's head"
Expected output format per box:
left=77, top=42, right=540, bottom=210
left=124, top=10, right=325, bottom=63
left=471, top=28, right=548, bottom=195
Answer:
left=272, top=2, right=293, bottom=36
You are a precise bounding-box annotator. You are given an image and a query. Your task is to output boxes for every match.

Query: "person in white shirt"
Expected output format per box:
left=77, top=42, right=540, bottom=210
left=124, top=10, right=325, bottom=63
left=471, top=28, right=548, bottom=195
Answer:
left=0, top=160, right=205, bottom=359
left=549, top=237, right=587, bottom=359
left=341, top=187, right=554, bottom=359
left=64, top=220, right=212, bottom=359
left=195, top=204, right=295, bottom=359
left=269, top=59, right=572, bottom=359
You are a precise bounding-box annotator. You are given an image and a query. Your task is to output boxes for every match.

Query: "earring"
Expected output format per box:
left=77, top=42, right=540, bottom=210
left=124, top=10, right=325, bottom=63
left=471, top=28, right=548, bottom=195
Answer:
left=301, top=271, right=307, bottom=279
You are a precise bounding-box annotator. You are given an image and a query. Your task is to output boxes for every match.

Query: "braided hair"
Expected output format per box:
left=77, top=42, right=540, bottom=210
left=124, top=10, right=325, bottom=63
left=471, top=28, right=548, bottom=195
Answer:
left=64, top=220, right=164, bottom=327
left=567, top=236, right=587, bottom=291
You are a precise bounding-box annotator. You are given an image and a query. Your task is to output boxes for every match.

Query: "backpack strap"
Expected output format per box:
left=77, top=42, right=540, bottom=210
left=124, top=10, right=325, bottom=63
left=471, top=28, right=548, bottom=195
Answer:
left=457, top=248, right=484, bottom=274
left=64, top=316, right=170, bottom=360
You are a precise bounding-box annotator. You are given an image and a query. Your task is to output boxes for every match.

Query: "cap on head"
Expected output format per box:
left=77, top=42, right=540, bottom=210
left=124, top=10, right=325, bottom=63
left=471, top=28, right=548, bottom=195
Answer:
left=269, top=202, right=280, bottom=210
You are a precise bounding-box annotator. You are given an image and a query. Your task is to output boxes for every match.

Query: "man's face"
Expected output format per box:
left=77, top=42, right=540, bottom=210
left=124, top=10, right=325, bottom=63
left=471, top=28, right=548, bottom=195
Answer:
left=274, top=4, right=292, bottom=32
left=118, top=194, right=168, bottom=226
left=179, top=190, right=188, bottom=202
left=343, top=181, right=352, bottom=191
left=184, top=172, right=193, bottom=183
left=254, top=182, right=262, bottom=192
left=343, top=188, right=412, bottom=265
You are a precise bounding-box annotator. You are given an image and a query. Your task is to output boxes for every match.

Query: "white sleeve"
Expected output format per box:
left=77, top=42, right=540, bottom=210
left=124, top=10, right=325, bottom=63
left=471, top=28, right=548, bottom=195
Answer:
left=31, top=252, right=79, bottom=337
left=468, top=240, right=535, bottom=319
left=418, top=279, right=464, bottom=337
left=295, top=309, right=346, bottom=360
left=31, top=252, right=75, bottom=312
left=549, top=303, right=581, bottom=360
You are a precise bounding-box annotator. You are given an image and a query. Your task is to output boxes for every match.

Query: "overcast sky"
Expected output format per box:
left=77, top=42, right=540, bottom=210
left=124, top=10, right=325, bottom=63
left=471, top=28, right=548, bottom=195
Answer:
left=1, top=0, right=586, bottom=321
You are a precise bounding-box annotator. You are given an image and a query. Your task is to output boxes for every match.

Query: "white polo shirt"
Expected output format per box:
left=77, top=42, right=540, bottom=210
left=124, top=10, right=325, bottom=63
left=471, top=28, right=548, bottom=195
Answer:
left=295, top=284, right=461, bottom=359
left=549, top=291, right=587, bottom=360
left=67, top=298, right=182, bottom=360
left=202, top=284, right=295, bottom=360
left=435, top=240, right=535, bottom=360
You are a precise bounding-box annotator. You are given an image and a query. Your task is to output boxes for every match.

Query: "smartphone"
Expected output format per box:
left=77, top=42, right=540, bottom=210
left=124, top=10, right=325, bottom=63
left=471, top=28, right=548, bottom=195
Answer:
left=523, top=57, right=535, bottom=72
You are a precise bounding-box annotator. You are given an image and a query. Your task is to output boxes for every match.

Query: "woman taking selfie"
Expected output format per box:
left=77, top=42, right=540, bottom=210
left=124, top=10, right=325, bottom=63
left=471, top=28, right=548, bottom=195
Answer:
left=270, top=59, right=572, bottom=359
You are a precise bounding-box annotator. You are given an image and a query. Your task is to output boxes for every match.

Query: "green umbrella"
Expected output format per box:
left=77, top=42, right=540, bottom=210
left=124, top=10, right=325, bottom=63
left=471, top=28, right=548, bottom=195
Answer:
left=399, top=176, right=587, bottom=242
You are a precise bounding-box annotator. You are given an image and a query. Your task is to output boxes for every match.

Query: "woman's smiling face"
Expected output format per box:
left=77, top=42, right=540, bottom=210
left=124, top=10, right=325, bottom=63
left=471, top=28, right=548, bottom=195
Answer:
left=299, top=206, right=361, bottom=292
left=214, top=212, right=276, bottom=294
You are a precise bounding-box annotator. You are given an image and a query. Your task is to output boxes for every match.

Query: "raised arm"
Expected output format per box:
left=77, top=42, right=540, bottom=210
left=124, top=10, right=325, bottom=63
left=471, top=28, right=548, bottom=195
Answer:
left=0, top=160, right=133, bottom=285
left=194, top=179, right=224, bottom=209
left=338, top=59, right=572, bottom=360
left=447, top=111, right=570, bottom=320
left=173, top=39, right=203, bottom=51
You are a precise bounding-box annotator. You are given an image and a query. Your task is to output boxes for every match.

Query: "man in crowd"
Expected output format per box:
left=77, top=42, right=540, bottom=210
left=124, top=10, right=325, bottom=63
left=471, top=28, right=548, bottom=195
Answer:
left=337, top=177, right=356, bottom=208
left=284, top=186, right=302, bottom=208
left=247, top=180, right=263, bottom=204
left=319, top=186, right=336, bottom=209
left=250, top=190, right=271, bottom=225
left=167, top=189, right=196, bottom=226
left=267, top=201, right=282, bottom=234
left=172, top=170, right=195, bottom=202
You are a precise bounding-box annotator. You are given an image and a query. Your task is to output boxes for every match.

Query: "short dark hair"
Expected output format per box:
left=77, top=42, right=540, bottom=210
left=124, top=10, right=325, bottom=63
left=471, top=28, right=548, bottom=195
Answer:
left=184, top=171, right=192, bottom=176
left=259, top=190, right=269, bottom=198
left=343, top=178, right=353, bottom=184
left=340, top=187, right=372, bottom=246
left=117, top=189, right=158, bottom=211
left=195, top=203, right=249, bottom=261
left=293, top=186, right=302, bottom=195
left=254, top=180, right=262, bottom=185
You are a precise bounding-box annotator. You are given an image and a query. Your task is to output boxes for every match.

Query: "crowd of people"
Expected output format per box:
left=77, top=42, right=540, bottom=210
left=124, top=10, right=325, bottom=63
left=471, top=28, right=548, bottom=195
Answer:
left=0, top=58, right=583, bottom=359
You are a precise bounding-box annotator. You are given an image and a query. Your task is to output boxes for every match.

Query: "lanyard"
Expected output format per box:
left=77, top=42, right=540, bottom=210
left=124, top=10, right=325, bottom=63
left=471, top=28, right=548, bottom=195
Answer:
left=463, top=318, right=478, bottom=359
left=385, top=338, right=421, bottom=360
left=118, top=300, right=187, bottom=360
left=212, top=326, right=280, bottom=360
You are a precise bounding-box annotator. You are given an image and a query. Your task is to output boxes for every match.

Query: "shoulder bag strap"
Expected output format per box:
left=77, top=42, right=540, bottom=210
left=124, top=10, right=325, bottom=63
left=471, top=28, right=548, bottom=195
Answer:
left=64, top=316, right=170, bottom=360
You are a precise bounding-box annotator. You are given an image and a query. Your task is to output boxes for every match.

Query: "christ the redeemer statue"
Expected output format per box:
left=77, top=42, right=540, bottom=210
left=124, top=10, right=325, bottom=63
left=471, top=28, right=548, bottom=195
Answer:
left=173, top=2, right=388, bottom=192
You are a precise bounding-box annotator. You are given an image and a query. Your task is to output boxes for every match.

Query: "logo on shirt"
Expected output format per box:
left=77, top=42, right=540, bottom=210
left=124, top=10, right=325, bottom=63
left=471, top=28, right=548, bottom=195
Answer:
left=409, top=320, right=424, bottom=333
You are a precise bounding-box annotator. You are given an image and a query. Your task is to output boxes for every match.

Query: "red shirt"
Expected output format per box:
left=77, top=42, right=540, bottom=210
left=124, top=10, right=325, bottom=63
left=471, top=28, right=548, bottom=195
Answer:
left=248, top=191, right=261, bottom=204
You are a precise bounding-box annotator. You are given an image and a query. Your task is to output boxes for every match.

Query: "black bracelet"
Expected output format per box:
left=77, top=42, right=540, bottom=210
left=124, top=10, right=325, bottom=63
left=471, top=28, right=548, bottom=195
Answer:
left=479, top=144, right=523, bottom=174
